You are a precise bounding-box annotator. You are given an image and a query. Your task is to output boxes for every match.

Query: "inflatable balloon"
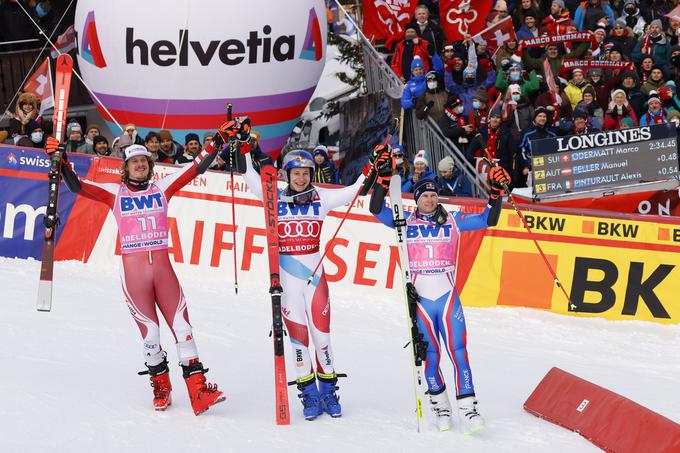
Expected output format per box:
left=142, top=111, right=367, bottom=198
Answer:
left=74, top=0, right=326, bottom=157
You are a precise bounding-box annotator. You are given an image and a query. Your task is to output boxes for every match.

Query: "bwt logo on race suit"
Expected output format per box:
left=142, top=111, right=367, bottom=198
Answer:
left=120, top=193, right=163, bottom=213
left=407, top=224, right=454, bottom=239
left=277, top=201, right=323, bottom=255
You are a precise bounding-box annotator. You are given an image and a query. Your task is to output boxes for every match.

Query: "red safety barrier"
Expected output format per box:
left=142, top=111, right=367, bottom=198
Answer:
left=524, top=367, right=680, bottom=453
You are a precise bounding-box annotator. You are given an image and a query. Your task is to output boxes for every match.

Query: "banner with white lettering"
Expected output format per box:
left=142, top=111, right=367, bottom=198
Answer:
left=531, top=125, right=679, bottom=199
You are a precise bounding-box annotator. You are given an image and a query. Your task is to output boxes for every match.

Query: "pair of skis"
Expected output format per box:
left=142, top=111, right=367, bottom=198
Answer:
left=36, top=54, right=73, bottom=312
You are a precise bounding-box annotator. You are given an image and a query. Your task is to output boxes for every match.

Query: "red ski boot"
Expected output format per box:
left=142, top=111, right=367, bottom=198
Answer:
left=181, top=360, right=225, bottom=415
left=139, top=358, right=172, bottom=411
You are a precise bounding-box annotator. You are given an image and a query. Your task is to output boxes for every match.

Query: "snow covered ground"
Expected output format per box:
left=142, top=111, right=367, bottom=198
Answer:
left=2, top=258, right=679, bottom=452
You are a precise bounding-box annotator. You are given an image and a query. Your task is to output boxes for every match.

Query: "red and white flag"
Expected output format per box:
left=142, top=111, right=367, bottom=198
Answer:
left=440, top=0, right=494, bottom=41
left=23, top=58, right=54, bottom=115
left=472, top=16, right=516, bottom=57
left=50, top=25, right=77, bottom=58
left=362, top=0, right=417, bottom=42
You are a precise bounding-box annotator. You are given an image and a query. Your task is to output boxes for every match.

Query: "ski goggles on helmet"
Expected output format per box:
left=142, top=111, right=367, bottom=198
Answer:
left=280, top=187, right=317, bottom=205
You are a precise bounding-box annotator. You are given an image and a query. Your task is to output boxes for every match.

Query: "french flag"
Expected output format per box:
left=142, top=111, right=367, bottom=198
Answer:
left=565, top=180, right=573, bottom=189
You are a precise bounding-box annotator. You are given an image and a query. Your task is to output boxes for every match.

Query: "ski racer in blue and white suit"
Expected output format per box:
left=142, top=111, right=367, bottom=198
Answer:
left=242, top=148, right=365, bottom=420
left=373, top=167, right=508, bottom=433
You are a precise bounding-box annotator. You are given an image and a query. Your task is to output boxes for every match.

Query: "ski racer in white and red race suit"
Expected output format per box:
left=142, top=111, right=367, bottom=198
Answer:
left=373, top=166, right=509, bottom=434
left=45, top=133, right=227, bottom=416
left=239, top=131, right=390, bottom=420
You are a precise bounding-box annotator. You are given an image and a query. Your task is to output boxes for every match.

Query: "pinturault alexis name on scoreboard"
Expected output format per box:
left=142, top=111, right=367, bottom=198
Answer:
left=530, top=125, right=679, bottom=198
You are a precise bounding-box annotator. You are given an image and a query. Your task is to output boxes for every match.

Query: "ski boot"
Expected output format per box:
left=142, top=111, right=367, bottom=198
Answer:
left=318, top=373, right=341, bottom=418
left=297, top=374, right=322, bottom=421
left=181, top=360, right=225, bottom=415
left=138, top=357, right=172, bottom=411
left=428, top=389, right=452, bottom=431
left=457, top=395, right=485, bottom=435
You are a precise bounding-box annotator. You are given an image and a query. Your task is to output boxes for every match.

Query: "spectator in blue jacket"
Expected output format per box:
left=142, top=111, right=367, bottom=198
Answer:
left=436, top=156, right=473, bottom=197
left=632, top=19, right=672, bottom=66
left=402, top=56, right=427, bottom=110
left=312, top=145, right=340, bottom=185
left=402, top=150, right=436, bottom=193
left=574, top=0, right=615, bottom=31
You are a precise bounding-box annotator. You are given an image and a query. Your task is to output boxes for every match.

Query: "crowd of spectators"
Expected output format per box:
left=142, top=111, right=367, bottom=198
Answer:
left=0, top=1, right=69, bottom=51
left=393, top=0, right=680, bottom=192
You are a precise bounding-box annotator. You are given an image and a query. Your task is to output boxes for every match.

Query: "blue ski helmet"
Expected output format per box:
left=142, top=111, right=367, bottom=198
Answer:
left=282, top=150, right=315, bottom=172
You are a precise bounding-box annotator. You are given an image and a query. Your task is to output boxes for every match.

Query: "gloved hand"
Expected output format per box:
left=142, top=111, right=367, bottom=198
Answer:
left=488, top=166, right=511, bottom=199
left=45, top=136, right=60, bottom=154
left=423, top=100, right=435, bottom=112
left=217, top=116, right=252, bottom=143
left=369, top=143, right=393, bottom=174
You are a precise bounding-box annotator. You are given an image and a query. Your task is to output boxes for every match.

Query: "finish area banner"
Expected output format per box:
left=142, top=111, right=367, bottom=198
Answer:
left=1, top=146, right=679, bottom=325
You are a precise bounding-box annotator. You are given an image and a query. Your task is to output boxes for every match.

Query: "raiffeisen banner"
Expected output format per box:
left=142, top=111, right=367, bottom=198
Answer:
left=74, top=0, right=327, bottom=158
left=1, top=146, right=679, bottom=325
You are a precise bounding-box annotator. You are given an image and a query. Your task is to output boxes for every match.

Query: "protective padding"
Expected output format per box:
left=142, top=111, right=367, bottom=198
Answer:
left=524, top=367, right=680, bottom=453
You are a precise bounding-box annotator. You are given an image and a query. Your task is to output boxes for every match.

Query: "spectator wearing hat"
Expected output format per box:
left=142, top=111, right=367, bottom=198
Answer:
left=504, top=83, right=535, bottom=148
left=496, top=62, right=540, bottom=98
left=64, top=121, right=86, bottom=154
left=522, top=38, right=590, bottom=80
left=588, top=68, right=613, bottom=111
left=408, top=4, right=446, bottom=57
left=641, top=65, right=667, bottom=95
left=470, top=88, right=490, bottom=129
left=565, top=68, right=594, bottom=110
left=436, top=156, right=472, bottom=197
left=402, top=57, right=428, bottom=110
left=416, top=71, right=448, bottom=122
left=202, top=131, right=214, bottom=149
left=92, top=135, right=111, bottom=156
left=402, top=150, right=435, bottom=193
left=15, top=121, right=45, bottom=148
left=619, top=69, right=647, bottom=117
left=534, top=75, right=574, bottom=126
left=603, top=89, right=639, bottom=130
left=439, top=93, right=476, bottom=150
left=540, top=1, right=573, bottom=36
left=632, top=19, right=671, bottom=66
left=658, top=81, right=680, bottom=112
left=9, top=92, right=39, bottom=140
left=518, top=107, right=557, bottom=186
left=559, top=108, right=601, bottom=135
left=311, top=145, right=340, bottom=185
left=621, top=0, right=646, bottom=36
left=175, top=133, right=201, bottom=164
left=639, top=91, right=668, bottom=125
left=577, top=85, right=604, bottom=128
left=469, top=105, right=516, bottom=179
left=391, top=24, right=432, bottom=83
left=158, top=129, right=183, bottom=162
left=392, top=145, right=414, bottom=182
left=608, top=18, right=637, bottom=55
left=516, top=10, right=541, bottom=41
left=513, top=0, right=542, bottom=30
left=574, top=0, right=615, bottom=32
left=486, top=0, right=510, bottom=25
left=494, top=40, right=520, bottom=73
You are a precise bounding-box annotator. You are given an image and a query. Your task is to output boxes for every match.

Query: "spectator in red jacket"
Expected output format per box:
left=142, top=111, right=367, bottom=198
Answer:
left=391, top=23, right=431, bottom=82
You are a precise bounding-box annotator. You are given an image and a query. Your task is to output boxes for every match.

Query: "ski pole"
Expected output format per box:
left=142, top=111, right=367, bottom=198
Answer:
left=483, top=157, right=576, bottom=310
left=227, top=103, right=239, bottom=294
left=307, top=118, right=400, bottom=284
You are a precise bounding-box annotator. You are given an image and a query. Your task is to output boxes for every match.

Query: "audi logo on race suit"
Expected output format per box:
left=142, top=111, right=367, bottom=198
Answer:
left=278, top=219, right=323, bottom=255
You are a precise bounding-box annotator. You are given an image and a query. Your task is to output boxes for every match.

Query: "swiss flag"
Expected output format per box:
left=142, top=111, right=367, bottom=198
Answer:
left=472, top=16, right=516, bottom=57
left=440, top=0, right=494, bottom=41
left=23, top=58, right=54, bottom=116
left=362, top=0, right=417, bottom=42
left=560, top=154, right=571, bottom=163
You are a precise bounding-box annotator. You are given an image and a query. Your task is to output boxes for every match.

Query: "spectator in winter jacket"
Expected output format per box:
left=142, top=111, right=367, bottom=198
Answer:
left=574, top=0, right=615, bottom=31
left=416, top=71, right=448, bottom=121
left=564, top=68, right=594, bottom=109
left=621, top=0, right=646, bottom=36
left=577, top=86, right=604, bottom=128
left=639, top=91, right=668, bottom=125
left=516, top=12, right=541, bottom=41
left=9, top=92, right=39, bottom=140
left=640, top=65, right=666, bottom=95
left=540, top=0, right=573, bottom=35
left=312, top=145, right=340, bottom=185
left=439, top=93, right=476, bottom=150
left=436, top=156, right=473, bottom=197
left=391, top=24, right=431, bottom=82
left=603, top=89, right=639, bottom=130
left=175, top=133, right=201, bottom=164
left=522, top=41, right=590, bottom=79
left=559, top=108, right=602, bottom=135
left=665, top=45, right=680, bottom=82
left=608, top=19, right=637, bottom=56
left=619, top=70, right=647, bottom=117
left=144, top=132, right=168, bottom=163
left=402, top=150, right=435, bottom=193
left=469, top=106, right=518, bottom=186
left=408, top=5, right=446, bottom=57
left=402, top=57, right=428, bottom=110
left=15, top=121, right=44, bottom=148
left=512, top=0, right=542, bottom=30
left=63, top=121, right=85, bottom=154
left=632, top=19, right=671, bottom=66
left=496, top=63, right=540, bottom=98
left=92, top=135, right=111, bottom=156
left=393, top=145, right=414, bottom=182
left=518, top=107, right=557, bottom=186
left=158, top=129, right=183, bottom=162
left=504, top=83, right=535, bottom=149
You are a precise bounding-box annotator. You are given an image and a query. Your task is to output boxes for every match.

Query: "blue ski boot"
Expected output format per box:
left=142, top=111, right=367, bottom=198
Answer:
left=297, top=375, right=322, bottom=421
left=318, top=373, right=341, bottom=417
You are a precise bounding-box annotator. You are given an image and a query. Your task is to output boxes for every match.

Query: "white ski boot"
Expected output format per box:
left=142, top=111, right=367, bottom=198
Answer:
left=429, top=390, right=452, bottom=432
left=457, top=395, right=485, bottom=435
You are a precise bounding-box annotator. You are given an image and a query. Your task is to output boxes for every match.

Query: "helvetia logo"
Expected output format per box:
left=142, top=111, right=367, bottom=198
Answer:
left=124, top=8, right=323, bottom=67
left=80, top=10, right=107, bottom=68
left=7, top=153, right=17, bottom=166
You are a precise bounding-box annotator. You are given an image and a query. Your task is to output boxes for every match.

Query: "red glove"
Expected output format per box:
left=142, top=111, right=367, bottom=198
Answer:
left=45, top=136, right=60, bottom=154
left=488, top=166, right=511, bottom=199
left=217, top=116, right=252, bottom=142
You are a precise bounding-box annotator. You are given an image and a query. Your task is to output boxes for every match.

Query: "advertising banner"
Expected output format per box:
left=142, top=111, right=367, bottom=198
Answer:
left=1, top=146, right=679, bottom=325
